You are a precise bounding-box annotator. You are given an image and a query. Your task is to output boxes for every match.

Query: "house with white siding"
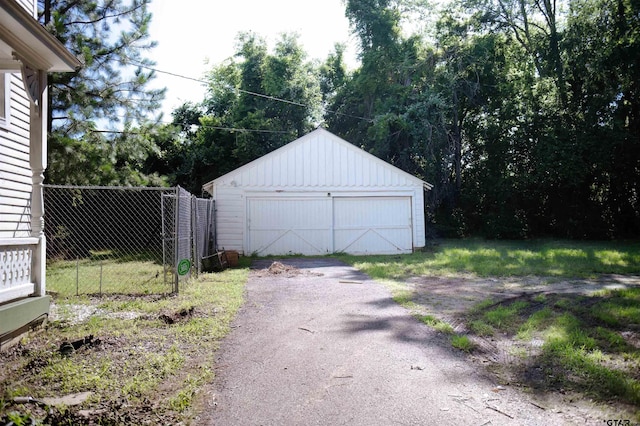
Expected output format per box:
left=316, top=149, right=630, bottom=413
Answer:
left=0, top=0, right=81, bottom=347
left=203, top=128, right=432, bottom=256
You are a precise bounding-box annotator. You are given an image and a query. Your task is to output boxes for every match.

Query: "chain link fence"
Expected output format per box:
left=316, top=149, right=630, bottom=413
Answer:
left=193, top=197, right=216, bottom=275
left=44, top=185, right=214, bottom=297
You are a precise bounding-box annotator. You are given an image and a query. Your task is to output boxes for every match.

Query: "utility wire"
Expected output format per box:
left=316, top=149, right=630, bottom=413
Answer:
left=194, top=124, right=291, bottom=134
left=80, top=105, right=292, bottom=134
left=124, top=59, right=373, bottom=123
left=88, top=123, right=292, bottom=135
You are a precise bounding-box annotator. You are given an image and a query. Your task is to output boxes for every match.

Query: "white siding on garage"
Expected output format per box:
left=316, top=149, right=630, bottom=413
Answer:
left=412, top=189, right=425, bottom=248
left=214, top=129, right=420, bottom=190
left=0, top=73, right=32, bottom=238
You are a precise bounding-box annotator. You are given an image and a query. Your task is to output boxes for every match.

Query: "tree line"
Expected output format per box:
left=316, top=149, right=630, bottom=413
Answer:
left=42, top=0, right=640, bottom=239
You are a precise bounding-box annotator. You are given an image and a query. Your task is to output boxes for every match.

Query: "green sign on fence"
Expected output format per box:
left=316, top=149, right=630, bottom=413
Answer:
left=177, top=259, right=191, bottom=276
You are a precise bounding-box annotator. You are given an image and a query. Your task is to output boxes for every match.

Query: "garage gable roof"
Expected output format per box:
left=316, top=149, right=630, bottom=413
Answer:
left=203, top=127, right=433, bottom=194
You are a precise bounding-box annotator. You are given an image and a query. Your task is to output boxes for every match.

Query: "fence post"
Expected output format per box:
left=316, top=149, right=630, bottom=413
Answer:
left=161, top=192, right=167, bottom=289
left=174, top=186, right=180, bottom=294
left=75, top=257, right=79, bottom=296
left=210, top=199, right=217, bottom=254
left=191, top=195, right=195, bottom=277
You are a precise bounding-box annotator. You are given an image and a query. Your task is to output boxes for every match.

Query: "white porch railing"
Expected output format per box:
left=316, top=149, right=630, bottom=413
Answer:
left=0, top=238, right=38, bottom=303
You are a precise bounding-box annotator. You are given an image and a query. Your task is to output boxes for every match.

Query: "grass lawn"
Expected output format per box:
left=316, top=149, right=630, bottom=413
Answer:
left=340, top=239, right=640, bottom=419
left=47, top=257, right=171, bottom=297
left=1, top=258, right=250, bottom=424
left=340, top=239, right=640, bottom=279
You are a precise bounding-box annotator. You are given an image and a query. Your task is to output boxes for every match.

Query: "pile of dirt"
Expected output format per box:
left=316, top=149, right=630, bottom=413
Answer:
left=254, top=261, right=324, bottom=278
left=251, top=261, right=301, bottom=278
left=268, top=261, right=299, bottom=275
left=159, top=306, right=195, bottom=324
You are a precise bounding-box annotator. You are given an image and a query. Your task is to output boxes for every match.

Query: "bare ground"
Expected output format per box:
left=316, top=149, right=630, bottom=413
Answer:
left=398, top=273, right=640, bottom=421
left=2, top=268, right=639, bottom=424
left=405, top=273, right=640, bottom=318
left=0, top=293, right=214, bottom=425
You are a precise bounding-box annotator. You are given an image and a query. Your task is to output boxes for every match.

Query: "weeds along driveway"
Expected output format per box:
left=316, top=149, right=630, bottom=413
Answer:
left=199, top=258, right=590, bottom=426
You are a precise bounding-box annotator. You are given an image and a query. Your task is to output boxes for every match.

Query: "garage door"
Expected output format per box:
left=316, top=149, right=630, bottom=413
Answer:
left=247, top=196, right=413, bottom=255
left=333, top=197, right=413, bottom=254
left=247, top=198, right=331, bottom=256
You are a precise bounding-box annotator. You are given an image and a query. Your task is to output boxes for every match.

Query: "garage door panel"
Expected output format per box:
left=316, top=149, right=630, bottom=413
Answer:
left=247, top=198, right=331, bottom=256
left=334, top=198, right=411, bottom=227
left=334, top=197, right=412, bottom=254
left=249, top=199, right=331, bottom=228
left=250, top=229, right=330, bottom=256
left=334, top=228, right=412, bottom=254
left=248, top=196, right=413, bottom=256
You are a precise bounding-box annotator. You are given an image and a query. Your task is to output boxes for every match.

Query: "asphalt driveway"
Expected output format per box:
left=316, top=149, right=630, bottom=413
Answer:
left=200, top=258, right=588, bottom=425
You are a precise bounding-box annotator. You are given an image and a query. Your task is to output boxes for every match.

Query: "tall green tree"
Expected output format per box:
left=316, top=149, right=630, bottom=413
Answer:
left=318, top=43, right=349, bottom=108
left=329, top=0, right=464, bottom=226
left=329, top=0, right=435, bottom=165
left=40, top=0, right=165, bottom=185
left=435, top=0, right=640, bottom=238
left=561, top=0, right=640, bottom=236
left=157, top=32, right=323, bottom=193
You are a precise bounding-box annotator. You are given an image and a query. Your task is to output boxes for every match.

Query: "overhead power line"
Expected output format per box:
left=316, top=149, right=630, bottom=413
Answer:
left=124, top=59, right=373, bottom=123
left=88, top=124, right=292, bottom=135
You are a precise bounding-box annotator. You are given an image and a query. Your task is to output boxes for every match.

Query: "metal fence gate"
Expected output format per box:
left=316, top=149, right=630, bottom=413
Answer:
left=44, top=185, right=215, bottom=297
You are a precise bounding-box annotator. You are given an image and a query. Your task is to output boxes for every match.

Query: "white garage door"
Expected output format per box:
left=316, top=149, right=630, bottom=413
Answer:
left=334, top=197, right=412, bottom=254
left=247, top=198, right=331, bottom=256
left=247, top=196, right=413, bottom=255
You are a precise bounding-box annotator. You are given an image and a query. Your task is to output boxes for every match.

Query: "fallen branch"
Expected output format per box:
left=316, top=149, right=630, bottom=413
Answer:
left=486, top=405, right=514, bottom=419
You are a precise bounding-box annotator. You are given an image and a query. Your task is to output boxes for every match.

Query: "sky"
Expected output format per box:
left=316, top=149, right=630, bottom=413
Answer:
left=146, top=0, right=360, bottom=120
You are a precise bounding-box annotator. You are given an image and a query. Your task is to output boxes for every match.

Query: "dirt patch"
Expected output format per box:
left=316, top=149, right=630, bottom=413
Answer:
left=49, top=293, right=174, bottom=325
left=159, top=306, right=195, bottom=324
left=253, top=261, right=324, bottom=278
left=1, top=397, right=180, bottom=426
left=405, top=274, right=639, bottom=319
left=0, top=275, right=242, bottom=426
left=401, top=273, right=640, bottom=420
left=0, top=328, right=186, bottom=425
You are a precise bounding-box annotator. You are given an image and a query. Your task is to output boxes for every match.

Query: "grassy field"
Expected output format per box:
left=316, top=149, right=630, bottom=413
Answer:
left=340, top=239, right=640, bottom=419
left=340, top=239, right=640, bottom=279
left=1, top=259, right=250, bottom=424
left=47, top=257, right=172, bottom=297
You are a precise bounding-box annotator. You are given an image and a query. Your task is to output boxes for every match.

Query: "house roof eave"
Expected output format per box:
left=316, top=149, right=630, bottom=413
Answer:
left=0, top=2, right=82, bottom=72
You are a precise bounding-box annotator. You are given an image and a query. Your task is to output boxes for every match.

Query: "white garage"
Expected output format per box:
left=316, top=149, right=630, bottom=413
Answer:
left=202, top=128, right=432, bottom=256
